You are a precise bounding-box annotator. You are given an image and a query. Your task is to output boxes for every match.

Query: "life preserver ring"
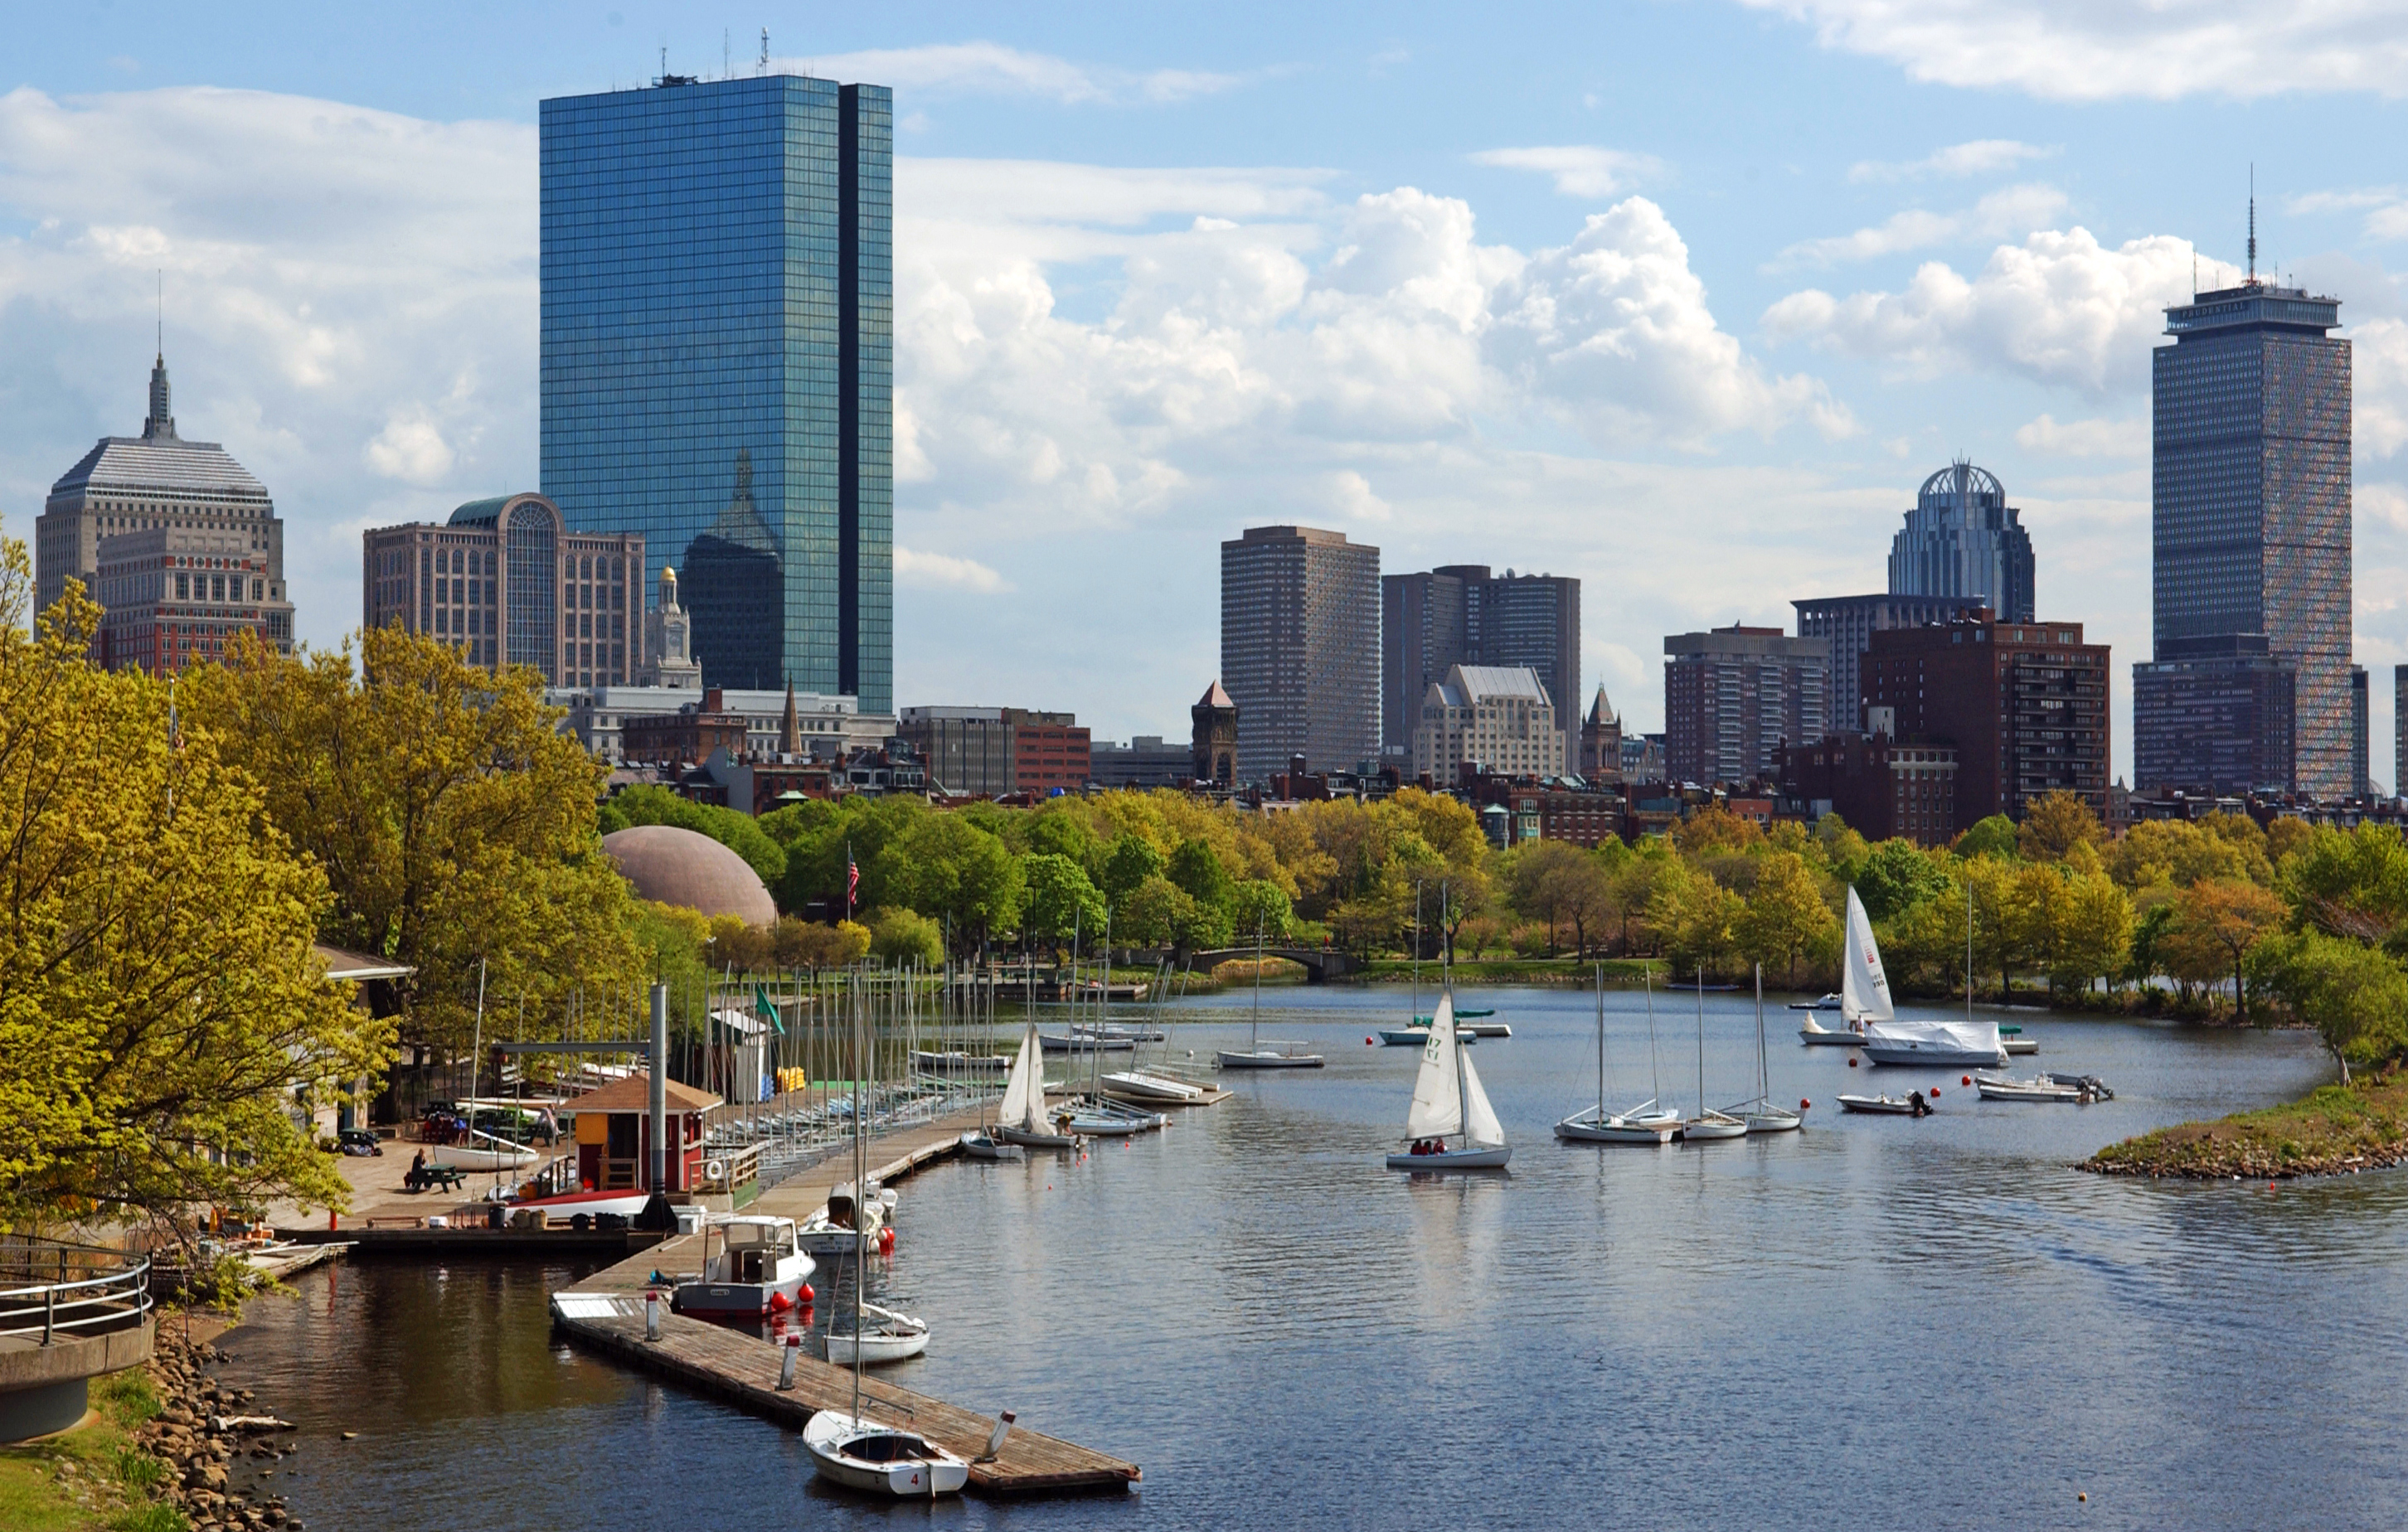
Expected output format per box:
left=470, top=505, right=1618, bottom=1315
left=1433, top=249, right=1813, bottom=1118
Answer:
left=704, top=1159, right=726, bottom=1182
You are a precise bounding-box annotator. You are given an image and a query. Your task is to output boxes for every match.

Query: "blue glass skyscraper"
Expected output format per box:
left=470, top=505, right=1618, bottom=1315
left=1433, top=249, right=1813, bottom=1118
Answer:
left=540, top=71, right=892, bottom=710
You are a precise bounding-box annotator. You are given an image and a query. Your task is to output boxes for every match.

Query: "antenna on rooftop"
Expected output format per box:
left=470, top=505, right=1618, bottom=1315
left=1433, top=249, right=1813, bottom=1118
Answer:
left=759, top=27, right=769, bottom=74
left=2247, top=163, right=2257, bottom=284
left=155, top=269, right=162, bottom=354
left=723, top=28, right=731, bottom=78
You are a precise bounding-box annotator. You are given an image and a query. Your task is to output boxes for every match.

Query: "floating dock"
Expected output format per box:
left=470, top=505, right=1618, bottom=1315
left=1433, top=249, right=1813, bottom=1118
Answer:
left=546, top=1102, right=1140, bottom=1497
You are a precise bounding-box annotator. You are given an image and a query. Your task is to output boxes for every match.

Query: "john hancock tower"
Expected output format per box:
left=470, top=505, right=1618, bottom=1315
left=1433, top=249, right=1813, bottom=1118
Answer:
left=540, top=67, right=892, bottom=710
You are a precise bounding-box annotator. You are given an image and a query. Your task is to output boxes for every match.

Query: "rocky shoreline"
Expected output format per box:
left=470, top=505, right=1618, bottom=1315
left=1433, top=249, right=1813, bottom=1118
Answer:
left=2080, top=1079, right=2408, bottom=1181
left=136, top=1321, right=310, bottom=1532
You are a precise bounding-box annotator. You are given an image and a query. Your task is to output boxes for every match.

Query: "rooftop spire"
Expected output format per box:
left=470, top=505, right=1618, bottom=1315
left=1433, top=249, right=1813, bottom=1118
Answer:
left=143, top=350, right=177, bottom=442
left=2247, top=164, right=2257, bottom=285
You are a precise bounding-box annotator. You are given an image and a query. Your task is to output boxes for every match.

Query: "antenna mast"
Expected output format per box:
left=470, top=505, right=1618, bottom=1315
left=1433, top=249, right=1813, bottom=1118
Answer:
left=2247, top=163, right=2257, bottom=284
left=759, top=28, right=769, bottom=74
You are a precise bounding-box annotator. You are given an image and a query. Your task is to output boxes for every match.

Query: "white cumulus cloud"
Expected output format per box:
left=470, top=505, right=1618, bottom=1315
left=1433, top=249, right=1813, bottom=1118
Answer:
left=1848, top=140, right=2056, bottom=182
left=2360, top=318, right=2408, bottom=458
left=1762, top=226, right=2197, bottom=395
left=1770, top=182, right=2070, bottom=268
left=894, top=545, right=1009, bottom=592
left=365, top=410, right=456, bottom=483
left=1737, top=0, right=2408, bottom=100
left=1467, top=145, right=1662, bottom=199
left=783, top=41, right=1246, bottom=105
left=2015, top=413, right=2148, bottom=458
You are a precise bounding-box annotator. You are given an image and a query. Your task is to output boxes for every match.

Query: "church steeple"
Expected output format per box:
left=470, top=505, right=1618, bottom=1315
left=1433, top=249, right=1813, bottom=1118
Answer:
left=143, top=352, right=177, bottom=441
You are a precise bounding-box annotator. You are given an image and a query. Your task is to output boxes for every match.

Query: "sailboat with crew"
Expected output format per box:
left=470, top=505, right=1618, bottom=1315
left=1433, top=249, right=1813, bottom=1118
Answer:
left=1386, top=991, right=1510, bottom=1170
left=1556, top=964, right=1677, bottom=1145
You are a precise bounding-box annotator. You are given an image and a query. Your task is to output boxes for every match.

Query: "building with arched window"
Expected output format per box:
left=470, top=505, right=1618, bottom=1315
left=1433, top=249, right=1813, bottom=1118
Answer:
left=362, top=492, right=645, bottom=688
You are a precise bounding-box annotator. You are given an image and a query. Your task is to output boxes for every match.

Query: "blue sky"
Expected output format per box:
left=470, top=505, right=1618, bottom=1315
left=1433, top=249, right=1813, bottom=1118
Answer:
left=5, top=2, right=2406, bottom=783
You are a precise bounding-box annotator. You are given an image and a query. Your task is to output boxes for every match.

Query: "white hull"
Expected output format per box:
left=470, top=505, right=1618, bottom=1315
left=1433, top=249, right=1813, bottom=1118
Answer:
left=1555, top=1109, right=1676, bottom=1145
left=1061, top=1111, right=1160, bottom=1136
left=1386, top=1144, right=1512, bottom=1171
left=423, top=1142, right=539, bottom=1171
left=1740, top=1107, right=1803, bottom=1133
left=821, top=1328, right=931, bottom=1365
left=1040, top=1034, right=1136, bottom=1053
left=803, top=1411, right=968, bottom=1497
left=959, top=1132, right=1025, bottom=1161
left=994, top=1124, right=1080, bottom=1150
left=1838, top=1093, right=1927, bottom=1115
left=1379, top=1029, right=1474, bottom=1046
left=912, top=1050, right=1008, bottom=1078
left=1797, top=1016, right=1863, bottom=1046
left=1681, top=1114, right=1749, bottom=1142
left=1216, top=1048, right=1325, bottom=1069
left=1788, top=994, right=1844, bottom=1011
left=2003, top=1038, right=2040, bottom=1055
left=510, top=1189, right=650, bottom=1220
left=1099, top=1070, right=1205, bottom=1102
left=1862, top=1041, right=2007, bottom=1069
left=1459, top=1022, right=1513, bottom=1038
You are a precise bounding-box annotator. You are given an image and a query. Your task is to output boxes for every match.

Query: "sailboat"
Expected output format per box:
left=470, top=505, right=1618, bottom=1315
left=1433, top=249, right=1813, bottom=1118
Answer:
left=993, top=1021, right=1079, bottom=1151
left=1682, top=971, right=1747, bottom=1142
left=1556, top=964, right=1676, bottom=1145
left=1215, top=925, right=1324, bottom=1069
left=1861, top=878, right=2006, bottom=1069
left=1800, top=887, right=1883, bottom=1047
left=1726, top=965, right=1801, bottom=1133
left=1385, top=991, right=1511, bottom=1170
left=806, top=981, right=968, bottom=1497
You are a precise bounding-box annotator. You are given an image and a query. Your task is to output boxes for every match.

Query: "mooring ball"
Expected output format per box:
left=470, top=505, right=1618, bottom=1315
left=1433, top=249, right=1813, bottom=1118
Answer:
left=1848, top=1057, right=1859, bottom=1069
left=1961, top=1074, right=1972, bottom=1085
left=1800, top=1098, right=1812, bottom=1110
left=799, top=1284, right=814, bottom=1303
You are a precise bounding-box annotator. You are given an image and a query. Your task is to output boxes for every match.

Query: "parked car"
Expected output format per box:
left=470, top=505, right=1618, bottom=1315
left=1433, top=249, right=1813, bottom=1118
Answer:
left=338, top=1128, right=384, bottom=1157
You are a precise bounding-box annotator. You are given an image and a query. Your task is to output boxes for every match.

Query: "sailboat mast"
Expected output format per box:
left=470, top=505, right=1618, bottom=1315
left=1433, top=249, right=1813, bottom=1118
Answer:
left=1595, top=962, right=1605, bottom=1119
left=851, top=972, right=864, bottom=1420
left=1696, top=968, right=1705, bottom=1119
left=1251, top=922, right=1263, bottom=1050
left=1755, top=963, right=1767, bottom=1099
left=1411, top=882, right=1422, bottom=1025
left=1645, top=971, right=1661, bottom=1106
left=1966, top=874, right=1974, bottom=1020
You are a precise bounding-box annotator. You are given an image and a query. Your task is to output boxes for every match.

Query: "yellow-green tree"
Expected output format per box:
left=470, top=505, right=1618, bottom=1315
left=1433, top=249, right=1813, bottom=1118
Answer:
left=2054, top=869, right=2134, bottom=996
left=2163, top=877, right=2287, bottom=1020
left=1736, top=851, right=1837, bottom=987
left=0, top=552, right=386, bottom=1223
left=2017, top=789, right=2104, bottom=862
left=186, top=626, right=644, bottom=1055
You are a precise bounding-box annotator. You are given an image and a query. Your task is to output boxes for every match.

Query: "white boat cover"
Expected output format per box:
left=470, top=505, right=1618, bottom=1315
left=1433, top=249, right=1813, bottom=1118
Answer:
left=1459, top=1048, right=1505, bottom=1149
left=998, top=1022, right=1047, bottom=1134
left=1404, top=993, right=1463, bottom=1140
left=1842, top=887, right=1895, bottom=1024
left=1862, top=1016, right=2003, bottom=1059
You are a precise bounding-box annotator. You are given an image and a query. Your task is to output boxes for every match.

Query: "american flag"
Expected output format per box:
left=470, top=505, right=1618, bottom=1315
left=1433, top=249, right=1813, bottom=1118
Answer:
left=847, top=856, right=859, bottom=904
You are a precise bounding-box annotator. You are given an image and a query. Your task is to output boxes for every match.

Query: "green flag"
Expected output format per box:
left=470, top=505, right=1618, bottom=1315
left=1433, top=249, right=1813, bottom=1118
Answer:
left=755, top=983, right=784, bottom=1036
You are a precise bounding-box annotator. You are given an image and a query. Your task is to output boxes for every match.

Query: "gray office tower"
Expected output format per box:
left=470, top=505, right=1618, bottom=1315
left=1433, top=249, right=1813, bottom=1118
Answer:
left=540, top=71, right=893, bottom=710
left=1888, top=461, right=2035, bottom=622
left=1382, top=566, right=1579, bottom=764
left=1221, top=526, right=1380, bottom=782
left=2134, top=274, right=2350, bottom=797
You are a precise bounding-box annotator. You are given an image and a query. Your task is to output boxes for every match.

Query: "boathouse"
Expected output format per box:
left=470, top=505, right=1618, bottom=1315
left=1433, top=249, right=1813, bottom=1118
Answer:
left=570, top=1074, right=721, bottom=1194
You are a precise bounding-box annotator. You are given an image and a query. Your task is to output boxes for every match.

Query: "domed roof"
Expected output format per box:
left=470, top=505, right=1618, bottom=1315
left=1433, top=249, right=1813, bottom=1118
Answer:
left=603, top=825, right=777, bottom=927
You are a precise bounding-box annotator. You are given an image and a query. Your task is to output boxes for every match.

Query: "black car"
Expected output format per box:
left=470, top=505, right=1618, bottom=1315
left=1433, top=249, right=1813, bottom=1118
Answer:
left=338, top=1128, right=384, bottom=1156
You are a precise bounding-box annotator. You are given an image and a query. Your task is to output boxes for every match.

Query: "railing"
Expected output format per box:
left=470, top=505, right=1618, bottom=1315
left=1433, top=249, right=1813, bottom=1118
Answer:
left=0, top=1235, right=153, bottom=1346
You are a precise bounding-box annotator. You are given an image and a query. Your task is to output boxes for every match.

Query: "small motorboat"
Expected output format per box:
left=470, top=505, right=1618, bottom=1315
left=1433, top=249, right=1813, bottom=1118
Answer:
left=803, top=1409, right=968, bottom=1497
left=799, top=1183, right=891, bottom=1258
left=959, top=1132, right=1024, bottom=1161
left=1838, top=1092, right=1931, bottom=1116
left=1788, top=993, right=1844, bottom=1011
left=820, top=1300, right=931, bottom=1365
left=1976, top=1071, right=2111, bottom=1103
left=672, top=1215, right=814, bottom=1316
left=1555, top=1105, right=1677, bottom=1145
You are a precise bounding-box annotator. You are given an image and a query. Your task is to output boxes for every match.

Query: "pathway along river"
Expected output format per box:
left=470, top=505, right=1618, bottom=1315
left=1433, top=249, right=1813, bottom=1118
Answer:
left=221, top=987, right=2408, bottom=1530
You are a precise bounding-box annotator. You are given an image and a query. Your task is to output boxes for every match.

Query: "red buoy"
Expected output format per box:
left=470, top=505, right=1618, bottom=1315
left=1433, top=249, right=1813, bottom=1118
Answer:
left=1800, top=1098, right=1812, bottom=1110
left=799, top=1283, right=814, bottom=1304
left=1930, top=1085, right=1941, bottom=1095
left=878, top=1226, right=896, bottom=1254
left=1848, top=1057, right=1860, bottom=1069
left=1367, top=1036, right=1376, bottom=1045
left=1961, top=1074, right=1971, bottom=1086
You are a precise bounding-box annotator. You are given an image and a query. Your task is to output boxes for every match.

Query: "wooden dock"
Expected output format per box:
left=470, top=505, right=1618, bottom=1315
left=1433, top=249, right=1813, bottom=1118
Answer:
left=548, top=1100, right=1140, bottom=1497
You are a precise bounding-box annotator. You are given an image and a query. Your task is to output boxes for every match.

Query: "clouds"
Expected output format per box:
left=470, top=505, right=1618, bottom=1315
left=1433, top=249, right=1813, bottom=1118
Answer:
left=2291, top=186, right=2408, bottom=243
left=1848, top=140, right=2056, bottom=182
left=1764, top=226, right=2196, bottom=395
left=2015, top=413, right=2147, bottom=458
left=1771, top=183, right=2070, bottom=268
left=784, top=41, right=1246, bottom=106
left=894, top=546, right=1009, bottom=592
left=1468, top=145, right=1662, bottom=199
left=1737, top=0, right=2408, bottom=100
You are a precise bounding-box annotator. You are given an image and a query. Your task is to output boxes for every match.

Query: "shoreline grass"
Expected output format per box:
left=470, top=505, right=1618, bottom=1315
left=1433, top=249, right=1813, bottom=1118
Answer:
left=2083, top=1071, right=2408, bottom=1180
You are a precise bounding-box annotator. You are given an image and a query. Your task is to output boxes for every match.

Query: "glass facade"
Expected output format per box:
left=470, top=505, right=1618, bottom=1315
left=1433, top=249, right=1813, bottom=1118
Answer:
left=1887, top=462, right=2036, bottom=622
left=2146, top=284, right=2351, bottom=798
left=539, top=73, right=892, bottom=711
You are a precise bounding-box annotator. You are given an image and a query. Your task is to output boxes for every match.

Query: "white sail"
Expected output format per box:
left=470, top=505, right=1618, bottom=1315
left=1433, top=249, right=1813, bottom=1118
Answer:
left=1459, top=1048, right=1505, bottom=1149
left=1404, top=992, right=1463, bottom=1140
left=999, top=1021, right=1046, bottom=1133
left=1842, top=887, right=1895, bottom=1023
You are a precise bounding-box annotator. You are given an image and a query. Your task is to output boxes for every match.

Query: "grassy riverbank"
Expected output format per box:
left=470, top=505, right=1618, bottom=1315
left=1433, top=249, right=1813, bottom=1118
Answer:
left=0, top=1366, right=178, bottom=1532
left=2083, top=1070, right=2408, bottom=1180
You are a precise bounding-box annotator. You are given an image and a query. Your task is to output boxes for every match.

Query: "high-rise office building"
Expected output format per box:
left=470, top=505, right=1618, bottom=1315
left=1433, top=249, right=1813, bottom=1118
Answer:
left=2130, top=639, right=2295, bottom=796
left=1864, top=614, right=2110, bottom=829
left=1793, top=593, right=1990, bottom=733
left=540, top=70, right=893, bottom=710
left=1381, top=565, right=1578, bottom=762
left=1221, top=526, right=1379, bottom=781
left=2396, top=665, right=2408, bottom=802
left=1888, top=462, right=2036, bottom=623
left=2352, top=664, right=2372, bottom=800
left=1662, top=625, right=1828, bottom=787
left=2139, top=265, right=2351, bottom=798
left=39, top=351, right=295, bottom=667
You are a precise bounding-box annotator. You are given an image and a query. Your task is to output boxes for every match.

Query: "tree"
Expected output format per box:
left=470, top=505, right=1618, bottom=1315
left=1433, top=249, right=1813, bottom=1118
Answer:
left=891, top=812, right=1023, bottom=948
left=1228, top=880, right=1294, bottom=945
left=1118, top=875, right=1201, bottom=950
left=2254, top=930, right=2408, bottom=1082
left=1502, top=839, right=1588, bottom=954
left=2017, top=790, right=2104, bottom=862
left=1956, top=815, right=2021, bottom=861
left=2107, top=820, right=2250, bottom=892
left=1736, top=851, right=1837, bottom=986
left=1166, top=838, right=1234, bottom=914
left=0, top=554, right=387, bottom=1224
left=2164, top=878, right=2287, bottom=1020
left=1675, top=802, right=1763, bottom=856
left=1648, top=860, right=1745, bottom=977
left=2054, top=870, right=2133, bottom=996
left=1020, top=853, right=1106, bottom=952
left=867, top=907, right=944, bottom=967
left=1853, top=839, right=1954, bottom=921
left=1557, top=855, right=1622, bottom=961
left=1100, top=834, right=1166, bottom=905
left=777, top=794, right=925, bottom=917
left=1023, top=810, right=1102, bottom=877
left=187, top=623, right=644, bottom=1057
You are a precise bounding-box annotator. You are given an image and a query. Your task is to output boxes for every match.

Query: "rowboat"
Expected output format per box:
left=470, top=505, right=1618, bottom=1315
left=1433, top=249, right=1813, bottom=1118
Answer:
left=820, top=1300, right=931, bottom=1365
left=1838, top=1093, right=1930, bottom=1116
left=803, top=1411, right=968, bottom=1497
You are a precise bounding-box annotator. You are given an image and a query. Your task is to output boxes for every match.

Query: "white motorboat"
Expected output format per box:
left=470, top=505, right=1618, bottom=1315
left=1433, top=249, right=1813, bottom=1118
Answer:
left=820, top=1300, right=931, bottom=1365
left=1797, top=1013, right=1864, bottom=1046
left=672, top=1215, right=814, bottom=1317
left=803, top=1409, right=969, bottom=1497
left=1556, top=963, right=1677, bottom=1146
left=1728, top=967, right=1804, bottom=1133
left=1217, top=925, right=1323, bottom=1069
left=993, top=1022, right=1080, bottom=1150
left=1860, top=880, right=2005, bottom=1068
left=1976, top=1071, right=2111, bottom=1103
left=959, top=1132, right=1024, bottom=1161
left=1788, top=992, right=1844, bottom=1011
left=1838, top=1092, right=1930, bottom=1116
left=1386, top=991, right=1512, bottom=1171
left=799, top=1182, right=888, bottom=1258
left=2004, top=1037, right=2041, bottom=1056
left=1098, top=1069, right=1205, bottom=1103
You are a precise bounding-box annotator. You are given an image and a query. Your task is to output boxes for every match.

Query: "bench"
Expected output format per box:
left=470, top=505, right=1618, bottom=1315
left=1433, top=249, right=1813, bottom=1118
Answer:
left=365, top=1216, right=426, bottom=1229
left=405, top=1166, right=468, bottom=1193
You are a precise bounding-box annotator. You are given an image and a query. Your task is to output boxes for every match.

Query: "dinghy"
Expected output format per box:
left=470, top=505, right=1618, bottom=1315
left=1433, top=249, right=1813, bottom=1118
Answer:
left=1726, top=967, right=1802, bottom=1133
left=1386, top=991, right=1511, bottom=1171
left=993, top=1022, right=1080, bottom=1150
left=1838, top=1092, right=1930, bottom=1116
left=959, top=1132, right=1024, bottom=1161
left=820, top=1300, right=931, bottom=1365
left=1098, top=1069, right=1205, bottom=1103
left=1216, top=926, right=1324, bottom=1069
left=1556, top=963, right=1677, bottom=1145
left=1682, top=971, right=1748, bottom=1143
left=423, top=1132, right=539, bottom=1171
left=803, top=1411, right=969, bottom=1497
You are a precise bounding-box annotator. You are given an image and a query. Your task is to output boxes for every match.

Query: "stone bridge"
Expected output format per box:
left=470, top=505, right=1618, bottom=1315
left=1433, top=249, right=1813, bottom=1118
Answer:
left=1187, top=947, right=1357, bottom=984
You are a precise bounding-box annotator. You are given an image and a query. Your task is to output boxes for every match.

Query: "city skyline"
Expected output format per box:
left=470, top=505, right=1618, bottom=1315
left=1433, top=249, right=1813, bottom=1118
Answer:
left=2, top=7, right=2406, bottom=783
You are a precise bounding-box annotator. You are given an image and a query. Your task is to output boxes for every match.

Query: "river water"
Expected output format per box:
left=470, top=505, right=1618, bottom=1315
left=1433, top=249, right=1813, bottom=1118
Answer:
left=220, top=986, right=2408, bottom=1530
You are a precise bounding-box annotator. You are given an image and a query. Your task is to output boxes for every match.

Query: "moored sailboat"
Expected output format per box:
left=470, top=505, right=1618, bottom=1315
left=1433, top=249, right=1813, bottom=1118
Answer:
left=993, top=1021, right=1079, bottom=1151
left=1556, top=964, right=1676, bottom=1145
left=1727, top=966, right=1802, bottom=1133
left=1861, top=878, right=2006, bottom=1069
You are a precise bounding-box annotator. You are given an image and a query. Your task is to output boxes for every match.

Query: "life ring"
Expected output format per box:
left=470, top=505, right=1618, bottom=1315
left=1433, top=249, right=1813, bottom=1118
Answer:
left=705, top=1159, right=726, bottom=1183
